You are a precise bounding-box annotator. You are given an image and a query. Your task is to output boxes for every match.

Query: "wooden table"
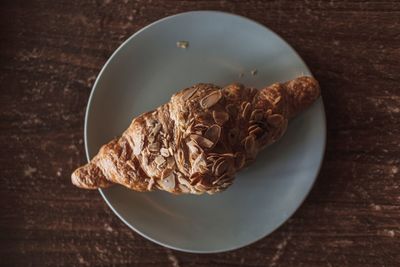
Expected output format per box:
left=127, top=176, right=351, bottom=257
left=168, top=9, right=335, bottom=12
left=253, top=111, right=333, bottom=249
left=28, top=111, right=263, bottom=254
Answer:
left=1, top=1, right=399, bottom=266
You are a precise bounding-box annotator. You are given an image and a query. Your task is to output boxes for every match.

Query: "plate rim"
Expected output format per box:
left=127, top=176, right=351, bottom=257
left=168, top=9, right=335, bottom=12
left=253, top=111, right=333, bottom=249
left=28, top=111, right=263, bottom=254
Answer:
left=84, top=10, right=327, bottom=253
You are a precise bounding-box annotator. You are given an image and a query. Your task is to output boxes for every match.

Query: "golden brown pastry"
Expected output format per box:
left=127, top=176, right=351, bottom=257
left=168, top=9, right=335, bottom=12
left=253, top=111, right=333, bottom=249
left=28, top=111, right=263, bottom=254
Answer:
left=72, top=76, right=320, bottom=194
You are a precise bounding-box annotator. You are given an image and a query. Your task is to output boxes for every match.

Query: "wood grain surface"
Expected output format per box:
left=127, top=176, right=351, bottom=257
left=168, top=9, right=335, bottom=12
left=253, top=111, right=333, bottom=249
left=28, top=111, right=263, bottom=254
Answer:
left=1, top=0, right=399, bottom=266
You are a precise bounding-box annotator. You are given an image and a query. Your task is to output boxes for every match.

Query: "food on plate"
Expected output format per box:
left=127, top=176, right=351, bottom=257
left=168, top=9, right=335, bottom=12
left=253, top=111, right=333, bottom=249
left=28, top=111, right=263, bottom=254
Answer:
left=72, top=76, right=320, bottom=194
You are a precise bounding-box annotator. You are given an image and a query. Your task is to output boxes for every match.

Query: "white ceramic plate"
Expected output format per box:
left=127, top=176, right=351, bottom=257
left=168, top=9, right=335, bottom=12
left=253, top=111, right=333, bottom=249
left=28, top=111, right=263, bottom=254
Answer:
left=85, top=11, right=326, bottom=253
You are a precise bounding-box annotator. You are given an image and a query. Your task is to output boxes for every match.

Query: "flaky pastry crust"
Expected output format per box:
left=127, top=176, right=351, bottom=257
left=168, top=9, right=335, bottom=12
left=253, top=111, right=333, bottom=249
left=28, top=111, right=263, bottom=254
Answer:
left=72, top=76, right=320, bottom=194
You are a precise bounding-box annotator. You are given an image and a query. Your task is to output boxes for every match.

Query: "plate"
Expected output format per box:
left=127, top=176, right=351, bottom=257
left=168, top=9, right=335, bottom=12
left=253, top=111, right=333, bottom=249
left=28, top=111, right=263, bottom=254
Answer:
left=85, top=11, right=326, bottom=253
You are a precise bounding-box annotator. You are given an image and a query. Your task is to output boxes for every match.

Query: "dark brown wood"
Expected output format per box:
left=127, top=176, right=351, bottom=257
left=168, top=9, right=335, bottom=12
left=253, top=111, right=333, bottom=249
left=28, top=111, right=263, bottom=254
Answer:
left=1, top=0, right=399, bottom=266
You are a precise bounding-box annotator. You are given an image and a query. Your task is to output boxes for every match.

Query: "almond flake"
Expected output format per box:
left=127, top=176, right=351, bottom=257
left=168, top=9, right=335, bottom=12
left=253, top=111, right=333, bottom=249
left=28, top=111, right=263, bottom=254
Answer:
left=190, top=134, right=214, bottom=149
left=213, top=110, right=229, bottom=125
left=159, top=173, right=175, bottom=191
left=200, top=90, right=222, bottom=109
left=154, top=155, right=166, bottom=166
left=204, top=124, right=221, bottom=145
left=241, top=102, right=251, bottom=120
left=182, top=87, right=197, bottom=101
left=160, top=148, right=169, bottom=157
left=267, top=114, right=284, bottom=127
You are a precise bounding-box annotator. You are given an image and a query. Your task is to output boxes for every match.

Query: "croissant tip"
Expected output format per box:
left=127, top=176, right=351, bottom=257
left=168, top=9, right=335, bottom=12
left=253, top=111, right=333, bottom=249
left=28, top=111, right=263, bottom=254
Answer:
left=71, top=165, right=106, bottom=189
left=71, top=168, right=90, bottom=189
left=71, top=77, right=321, bottom=194
left=286, top=76, right=320, bottom=117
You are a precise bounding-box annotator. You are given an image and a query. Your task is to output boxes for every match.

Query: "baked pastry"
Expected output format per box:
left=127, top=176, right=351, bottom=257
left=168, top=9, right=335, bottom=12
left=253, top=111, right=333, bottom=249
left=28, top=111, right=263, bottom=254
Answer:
left=72, top=76, right=320, bottom=194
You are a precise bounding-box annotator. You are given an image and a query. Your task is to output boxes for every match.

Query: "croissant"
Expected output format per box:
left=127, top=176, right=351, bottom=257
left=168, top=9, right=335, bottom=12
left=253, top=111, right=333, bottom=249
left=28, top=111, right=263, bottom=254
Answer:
left=72, top=76, right=320, bottom=194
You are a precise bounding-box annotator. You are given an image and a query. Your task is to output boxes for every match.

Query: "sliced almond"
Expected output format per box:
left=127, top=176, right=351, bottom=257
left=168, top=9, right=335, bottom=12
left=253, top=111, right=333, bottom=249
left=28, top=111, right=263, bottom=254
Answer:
left=186, top=140, right=200, bottom=155
left=213, top=110, right=229, bottom=125
left=126, top=160, right=137, bottom=171
left=212, top=173, right=227, bottom=185
left=193, top=123, right=208, bottom=131
left=249, top=126, right=264, bottom=138
left=212, top=157, right=225, bottom=174
left=159, top=173, right=175, bottom=191
left=192, top=189, right=203, bottom=194
left=215, top=160, right=229, bottom=177
left=182, top=87, right=197, bottom=101
left=207, top=154, right=220, bottom=161
left=157, top=162, right=167, bottom=171
left=241, top=102, right=251, bottom=120
left=190, top=134, right=214, bottom=149
left=176, top=40, right=189, bottom=49
left=204, top=124, right=221, bottom=145
left=273, top=95, right=282, bottom=105
left=147, top=178, right=155, bottom=190
left=200, top=90, right=222, bottom=109
left=192, top=153, right=207, bottom=173
left=148, top=142, right=160, bottom=152
left=154, top=155, right=166, bottom=166
left=267, top=114, right=284, bottom=127
left=179, top=184, right=190, bottom=193
left=160, top=168, right=173, bottom=179
left=213, top=173, right=233, bottom=186
left=177, top=172, right=192, bottom=187
left=240, top=101, right=247, bottom=110
left=183, top=162, right=190, bottom=172
left=244, top=135, right=256, bottom=155
left=160, top=148, right=169, bottom=157
left=189, top=172, right=201, bottom=184
left=248, top=124, right=259, bottom=133
left=133, top=134, right=143, bottom=155
left=194, top=183, right=208, bottom=191
left=166, top=156, right=175, bottom=168
left=141, top=154, right=148, bottom=166
left=177, top=149, right=185, bottom=166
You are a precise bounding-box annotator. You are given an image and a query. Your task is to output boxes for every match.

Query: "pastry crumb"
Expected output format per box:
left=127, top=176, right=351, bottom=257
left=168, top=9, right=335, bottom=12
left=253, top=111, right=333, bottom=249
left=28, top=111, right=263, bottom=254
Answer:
left=176, top=40, right=189, bottom=49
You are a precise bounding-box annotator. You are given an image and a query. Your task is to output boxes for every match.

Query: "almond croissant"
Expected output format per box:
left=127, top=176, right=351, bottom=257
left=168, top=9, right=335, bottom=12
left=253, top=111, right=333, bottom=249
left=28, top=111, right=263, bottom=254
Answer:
left=72, top=76, right=320, bottom=194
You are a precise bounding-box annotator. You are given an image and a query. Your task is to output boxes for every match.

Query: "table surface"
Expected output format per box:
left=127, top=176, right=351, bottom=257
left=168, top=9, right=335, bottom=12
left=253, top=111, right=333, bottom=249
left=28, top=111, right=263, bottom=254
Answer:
left=1, top=0, right=399, bottom=266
